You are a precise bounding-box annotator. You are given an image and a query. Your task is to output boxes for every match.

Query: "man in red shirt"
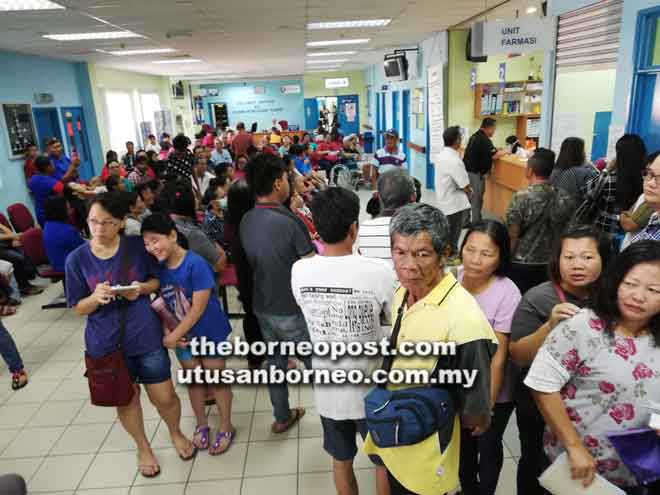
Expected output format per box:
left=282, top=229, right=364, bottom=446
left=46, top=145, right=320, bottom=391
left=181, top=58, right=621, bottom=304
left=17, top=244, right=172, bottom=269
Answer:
left=23, top=144, right=38, bottom=182
left=231, top=122, right=253, bottom=157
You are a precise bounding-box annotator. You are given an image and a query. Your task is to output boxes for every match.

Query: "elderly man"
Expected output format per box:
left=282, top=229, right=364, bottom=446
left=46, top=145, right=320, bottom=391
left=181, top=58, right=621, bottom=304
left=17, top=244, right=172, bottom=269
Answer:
left=362, top=203, right=497, bottom=495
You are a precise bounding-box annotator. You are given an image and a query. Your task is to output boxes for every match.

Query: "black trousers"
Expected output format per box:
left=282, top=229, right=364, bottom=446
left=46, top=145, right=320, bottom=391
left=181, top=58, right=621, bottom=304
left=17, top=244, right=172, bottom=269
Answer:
left=446, top=209, right=470, bottom=257
left=0, top=247, right=36, bottom=288
left=459, top=402, right=515, bottom=495
left=515, top=394, right=551, bottom=495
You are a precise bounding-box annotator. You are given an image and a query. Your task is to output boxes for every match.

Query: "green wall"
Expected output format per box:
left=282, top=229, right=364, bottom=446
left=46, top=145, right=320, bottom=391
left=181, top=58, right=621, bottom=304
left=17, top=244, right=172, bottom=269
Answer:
left=553, top=69, right=617, bottom=157
left=447, top=29, right=543, bottom=147
left=303, top=70, right=367, bottom=129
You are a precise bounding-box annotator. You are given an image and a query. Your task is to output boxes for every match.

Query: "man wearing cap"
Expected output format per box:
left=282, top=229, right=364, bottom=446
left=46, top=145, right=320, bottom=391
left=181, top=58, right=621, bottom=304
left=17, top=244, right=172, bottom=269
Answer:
left=370, top=129, right=407, bottom=190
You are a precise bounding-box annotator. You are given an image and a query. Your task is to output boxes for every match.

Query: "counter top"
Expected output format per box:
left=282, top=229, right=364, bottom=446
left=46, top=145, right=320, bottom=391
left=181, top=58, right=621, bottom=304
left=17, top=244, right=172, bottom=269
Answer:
left=497, top=154, right=528, bottom=167
left=483, top=155, right=530, bottom=218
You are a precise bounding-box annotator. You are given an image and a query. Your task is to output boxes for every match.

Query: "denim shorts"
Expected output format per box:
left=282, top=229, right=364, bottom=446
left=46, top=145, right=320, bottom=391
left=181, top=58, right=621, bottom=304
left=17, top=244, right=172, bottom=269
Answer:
left=175, top=345, right=224, bottom=362
left=124, top=347, right=171, bottom=385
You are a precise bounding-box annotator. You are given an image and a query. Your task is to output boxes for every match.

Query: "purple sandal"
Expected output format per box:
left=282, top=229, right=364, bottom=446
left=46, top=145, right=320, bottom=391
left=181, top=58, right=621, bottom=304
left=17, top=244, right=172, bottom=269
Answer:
left=193, top=426, right=210, bottom=451
left=209, top=430, right=234, bottom=456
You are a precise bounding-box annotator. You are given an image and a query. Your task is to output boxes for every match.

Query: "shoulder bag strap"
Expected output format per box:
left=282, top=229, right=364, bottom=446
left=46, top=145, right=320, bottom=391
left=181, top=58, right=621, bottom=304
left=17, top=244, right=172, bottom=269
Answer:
left=117, top=237, right=130, bottom=348
left=553, top=283, right=567, bottom=304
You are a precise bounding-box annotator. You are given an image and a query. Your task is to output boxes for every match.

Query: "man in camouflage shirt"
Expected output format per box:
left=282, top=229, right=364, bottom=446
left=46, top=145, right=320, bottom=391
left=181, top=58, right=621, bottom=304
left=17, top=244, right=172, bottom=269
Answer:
left=505, top=148, right=575, bottom=263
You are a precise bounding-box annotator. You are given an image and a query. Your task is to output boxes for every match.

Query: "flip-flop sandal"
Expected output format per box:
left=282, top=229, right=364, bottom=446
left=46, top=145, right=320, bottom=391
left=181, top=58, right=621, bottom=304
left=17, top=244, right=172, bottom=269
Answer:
left=209, top=430, right=235, bottom=456
left=193, top=425, right=210, bottom=451
left=138, top=464, right=161, bottom=478
left=271, top=408, right=305, bottom=434
left=0, top=306, right=17, bottom=316
left=11, top=371, right=27, bottom=391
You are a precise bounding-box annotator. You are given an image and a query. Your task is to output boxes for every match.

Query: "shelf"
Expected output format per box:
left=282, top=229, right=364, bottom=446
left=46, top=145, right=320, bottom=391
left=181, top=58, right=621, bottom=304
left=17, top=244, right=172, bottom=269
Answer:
left=479, top=113, right=540, bottom=119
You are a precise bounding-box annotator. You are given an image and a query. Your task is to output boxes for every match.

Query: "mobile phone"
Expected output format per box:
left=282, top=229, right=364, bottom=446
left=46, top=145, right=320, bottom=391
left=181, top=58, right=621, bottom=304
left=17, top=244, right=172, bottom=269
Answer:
left=111, top=285, right=137, bottom=292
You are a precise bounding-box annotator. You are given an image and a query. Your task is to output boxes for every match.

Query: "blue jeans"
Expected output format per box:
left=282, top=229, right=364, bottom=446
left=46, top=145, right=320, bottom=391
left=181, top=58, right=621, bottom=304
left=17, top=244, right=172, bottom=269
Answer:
left=255, top=311, right=311, bottom=423
left=0, top=321, right=23, bottom=374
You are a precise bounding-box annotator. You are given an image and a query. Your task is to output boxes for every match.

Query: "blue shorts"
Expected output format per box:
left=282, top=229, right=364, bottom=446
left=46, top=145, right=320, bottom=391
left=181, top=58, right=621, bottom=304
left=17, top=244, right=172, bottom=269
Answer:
left=124, top=347, right=171, bottom=385
left=175, top=343, right=225, bottom=362
left=320, top=416, right=383, bottom=465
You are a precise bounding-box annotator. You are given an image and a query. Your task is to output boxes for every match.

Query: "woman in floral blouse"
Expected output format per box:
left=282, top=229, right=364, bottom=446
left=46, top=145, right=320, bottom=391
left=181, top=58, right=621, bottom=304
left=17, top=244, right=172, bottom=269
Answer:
left=525, top=240, right=660, bottom=494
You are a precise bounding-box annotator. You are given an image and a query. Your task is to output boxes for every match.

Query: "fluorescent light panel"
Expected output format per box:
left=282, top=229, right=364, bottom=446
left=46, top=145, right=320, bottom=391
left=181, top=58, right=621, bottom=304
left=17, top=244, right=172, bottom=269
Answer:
left=526, top=6, right=537, bottom=13
left=308, top=19, right=390, bottom=29
left=106, top=48, right=176, bottom=56
left=0, top=0, right=64, bottom=11
left=44, top=31, right=142, bottom=40
left=306, top=58, right=349, bottom=64
left=307, top=39, right=370, bottom=47
left=307, top=51, right=357, bottom=57
left=153, top=59, right=202, bottom=64
left=307, top=69, right=340, bottom=73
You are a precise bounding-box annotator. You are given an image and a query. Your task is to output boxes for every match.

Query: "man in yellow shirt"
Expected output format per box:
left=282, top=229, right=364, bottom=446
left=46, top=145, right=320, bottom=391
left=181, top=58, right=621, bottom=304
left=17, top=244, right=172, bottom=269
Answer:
left=363, top=203, right=497, bottom=495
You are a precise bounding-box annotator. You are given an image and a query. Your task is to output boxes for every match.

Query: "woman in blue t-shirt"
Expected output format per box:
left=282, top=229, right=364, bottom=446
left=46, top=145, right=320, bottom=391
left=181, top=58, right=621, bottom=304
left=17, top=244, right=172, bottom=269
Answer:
left=141, top=213, right=235, bottom=456
left=65, top=193, right=195, bottom=478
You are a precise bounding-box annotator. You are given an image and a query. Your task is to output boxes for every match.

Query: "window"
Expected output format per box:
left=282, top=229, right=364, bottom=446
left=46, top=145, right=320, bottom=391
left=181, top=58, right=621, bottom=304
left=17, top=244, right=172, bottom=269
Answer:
left=104, top=90, right=138, bottom=155
left=139, top=92, right=161, bottom=143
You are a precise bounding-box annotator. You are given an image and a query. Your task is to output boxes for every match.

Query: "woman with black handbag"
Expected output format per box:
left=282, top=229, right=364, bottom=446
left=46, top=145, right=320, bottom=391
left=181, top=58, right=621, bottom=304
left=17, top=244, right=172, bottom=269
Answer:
left=65, top=192, right=195, bottom=479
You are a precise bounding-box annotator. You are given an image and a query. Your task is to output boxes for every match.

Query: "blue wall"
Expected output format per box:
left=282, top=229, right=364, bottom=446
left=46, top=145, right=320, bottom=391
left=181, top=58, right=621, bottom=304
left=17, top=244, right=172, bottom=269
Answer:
left=200, top=79, right=305, bottom=131
left=0, top=51, right=102, bottom=214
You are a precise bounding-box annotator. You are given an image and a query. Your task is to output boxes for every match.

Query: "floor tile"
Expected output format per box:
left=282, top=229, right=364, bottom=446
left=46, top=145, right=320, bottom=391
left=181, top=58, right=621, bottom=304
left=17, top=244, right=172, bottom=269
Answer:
left=185, top=479, right=241, bottom=495
left=130, top=483, right=185, bottom=495
left=29, top=453, right=94, bottom=492
left=244, top=439, right=298, bottom=477
left=20, top=346, right=54, bottom=364
left=54, top=378, right=91, bottom=401
left=79, top=451, right=137, bottom=489
left=249, top=411, right=298, bottom=441
left=73, top=401, right=118, bottom=425
left=0, top=429, right=19, bottom=455
left=188, top=442, right=248, bottom=481
left=298, top=385, right=315, bottom=408
left=77, top=487, right=129, bottom=495
left=298, top=437, right=332, bottom=474
left=150, top=416, right=198, bottom=449
left=253, top=386, right=274, bottom=412
left=1, top=426, right=65, bottom=458
left=241, top=474, right=297, bottom=495
left=49, top=344, right=85, bottom=362
left=230, top=386, right=256, bottom=413
left=100, top=420, right=159, bottom=453
left=0, top=456, right=44, bottom=483
left=131, top=448, right=194, bottom=486
left=298, top=471, right=336, bottom=495
left=4, top=378, right=61, bottom=404
left=355, top=468, right=378, bottom=495
left=0, top=403, right=41, bottom=429
left=31, top=360, right=78, bottom=381
left=205, top=411, right=253, bottom=444
left=298, top=408, right=322, bottom=439
left=51, top=423, right=113, bottom=455
left=30, top=400, right=86, bottom=427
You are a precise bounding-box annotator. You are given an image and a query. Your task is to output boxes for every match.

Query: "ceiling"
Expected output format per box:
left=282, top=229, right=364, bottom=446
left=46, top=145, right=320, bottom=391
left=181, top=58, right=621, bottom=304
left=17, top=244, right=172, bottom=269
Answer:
left=0, top=0, right=539, bottom=80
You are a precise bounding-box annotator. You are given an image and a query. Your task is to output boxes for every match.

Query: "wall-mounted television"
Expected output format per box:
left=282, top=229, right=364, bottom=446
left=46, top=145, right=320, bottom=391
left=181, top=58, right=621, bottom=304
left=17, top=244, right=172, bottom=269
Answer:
left=384, top=52, right=408, bottom=81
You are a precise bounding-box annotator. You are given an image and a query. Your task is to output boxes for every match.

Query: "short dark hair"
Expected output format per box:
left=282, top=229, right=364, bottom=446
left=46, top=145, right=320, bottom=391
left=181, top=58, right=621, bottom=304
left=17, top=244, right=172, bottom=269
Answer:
left=548, top=225, right=612, bottom=285
left=43, top=196, right=69, bottom=222
left=126, top=141, right=134, bottom=146
left=104, top=176, right=122, bottom=192
left=481, top=117, right=497, bottom=129
left=214, top=162, right=234, bottom=178
left=245, top=153, right=288, bottom=197
left=140, top=211, right=176, bottom=236
left=172, top=134, right=190, bottom=151
left=590, top=240, right=660, bottom=347
left=377, top=169, right=415, bottom=211
left=310, top=188, right=360, bottom=244
left=47, top=138, right=60, bottom=147
left=35, top=155, right=52, bottom=173
left=148, top=134, right=156, bottom=139
left=528, top=148, right=555, bottom=178
left=135, top=155, right=148, bottom=165
left=289, top=144, right=305, bottom=156
left=443, top=126, right=462, bottom=147
left=135, top=181, right=151, bottom=198
left=122, top=191, right=140, bottom=209
left=236, top=122, right=245, bottom=130
left=161, top=179, right=196, bottom=219
left=460, top=220, right=512, bottom=276
left=89, top=192, right=128, bottom=219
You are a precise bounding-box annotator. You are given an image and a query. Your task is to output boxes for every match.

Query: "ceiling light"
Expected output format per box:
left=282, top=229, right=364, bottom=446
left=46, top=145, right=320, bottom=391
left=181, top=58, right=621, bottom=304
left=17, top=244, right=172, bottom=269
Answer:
left=44, top=31, right=142, bottom=41
left=307, top=51, right=357, bottom=57
left=307, top=39, right=370, bottom=47
left=153, top=59, right=202, bottom=64
left=308, top=19, right=391, bottom=29
left=306, top=59, right=349, bottom=64
left=526, top=6, right=537, bottom=14
left=0, top=0, right=64, bottom=11
left=104, top=48, right=176, bottom=56
left=306, top=69, right=340, bottom=73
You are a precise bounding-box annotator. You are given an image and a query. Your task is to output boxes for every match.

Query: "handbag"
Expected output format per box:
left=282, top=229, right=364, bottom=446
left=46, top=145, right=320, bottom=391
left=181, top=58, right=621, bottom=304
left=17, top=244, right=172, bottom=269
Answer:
left=84, top=238, right=135, bottom=407
left=364, top=283, right=457, bottom=448
left=572, top=170, right=609, bottom=226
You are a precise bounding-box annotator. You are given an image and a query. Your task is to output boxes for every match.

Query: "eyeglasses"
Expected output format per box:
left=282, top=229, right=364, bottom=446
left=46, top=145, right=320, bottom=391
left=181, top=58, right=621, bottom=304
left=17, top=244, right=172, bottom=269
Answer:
left=642, top=169, right=660, bottom=185
left=88, top=218, right=120, bottom=227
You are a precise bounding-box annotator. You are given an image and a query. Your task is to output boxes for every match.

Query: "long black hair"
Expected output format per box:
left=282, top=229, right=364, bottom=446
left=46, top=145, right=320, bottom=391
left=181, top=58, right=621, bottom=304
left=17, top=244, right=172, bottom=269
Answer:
left=589, top=240, right=660, bottom=347
left=556, top=137, right=586, bottom=171
left=226, top=179, right=254, bottom=229
left=460, top=220, right=512, bottom=277
left=614, top=134, right=647, bottom=210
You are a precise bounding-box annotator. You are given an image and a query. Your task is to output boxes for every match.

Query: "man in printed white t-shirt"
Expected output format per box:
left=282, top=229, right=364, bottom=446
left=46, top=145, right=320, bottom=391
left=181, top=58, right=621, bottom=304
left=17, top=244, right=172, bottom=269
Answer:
left=291, top=187, right=396, bottom=495
left=434, top=125, right=472, bottom=257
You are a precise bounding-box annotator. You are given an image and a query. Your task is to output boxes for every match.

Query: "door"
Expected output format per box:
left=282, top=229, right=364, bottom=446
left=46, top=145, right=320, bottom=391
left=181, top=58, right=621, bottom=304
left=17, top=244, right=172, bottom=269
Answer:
left=392, top=92, right=400, bottom=137
left=337, top=94, right=359, bottom=136
left=304, top=98, right=319, bottom=131
left=380, top=93, right=387, bottom=148
left=61, top=107, right=93, bottom=180
left=402, top=90, right=411, bottom=160
left=632, top=73, right=660, bottom=153
left=591, top=111, right=612, bottom=161
left=32, top=107, right=63, bottom=151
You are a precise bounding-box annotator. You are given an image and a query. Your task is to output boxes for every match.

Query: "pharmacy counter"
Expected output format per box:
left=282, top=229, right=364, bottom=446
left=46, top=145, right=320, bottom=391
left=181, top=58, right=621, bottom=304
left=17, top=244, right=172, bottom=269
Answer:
left=484, top=154, right=529, bottom=219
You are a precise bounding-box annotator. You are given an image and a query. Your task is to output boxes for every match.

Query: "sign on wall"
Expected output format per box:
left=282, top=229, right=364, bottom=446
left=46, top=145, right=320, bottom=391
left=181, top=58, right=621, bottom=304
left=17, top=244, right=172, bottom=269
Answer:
left=325, top=77, right=349, bottom=89
left=427, top=64, right=444, bottom=162
left=280, top=84, right=301, bottom=94
left=483, top=19, right=554, bottom=55
left=2, top=103, right=37, bottom=159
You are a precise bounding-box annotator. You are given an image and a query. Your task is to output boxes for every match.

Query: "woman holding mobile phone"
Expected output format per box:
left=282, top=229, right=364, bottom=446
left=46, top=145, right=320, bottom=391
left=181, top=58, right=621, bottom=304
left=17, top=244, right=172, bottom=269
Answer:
left=65, top=192, right=195, bottom=479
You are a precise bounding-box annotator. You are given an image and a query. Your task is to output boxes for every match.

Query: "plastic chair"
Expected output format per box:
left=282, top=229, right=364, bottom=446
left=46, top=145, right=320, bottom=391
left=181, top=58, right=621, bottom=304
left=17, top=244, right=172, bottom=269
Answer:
left=20, top=227, right=66, bottom=309
left=218, top=263, right=244, bottom=319
left=7, top=203, right=35, bottom=232
left=278, top=120, right=289, bottom=131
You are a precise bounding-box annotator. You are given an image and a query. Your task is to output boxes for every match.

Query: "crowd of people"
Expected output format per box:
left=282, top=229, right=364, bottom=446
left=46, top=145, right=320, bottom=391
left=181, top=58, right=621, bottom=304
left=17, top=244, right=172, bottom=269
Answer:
left=0, top=116, right=658, bottom=495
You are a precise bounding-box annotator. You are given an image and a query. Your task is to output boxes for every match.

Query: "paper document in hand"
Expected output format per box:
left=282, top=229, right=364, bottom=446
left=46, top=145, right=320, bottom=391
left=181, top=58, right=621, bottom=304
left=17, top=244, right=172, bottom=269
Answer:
left=538, top=452, right=626, bottom=494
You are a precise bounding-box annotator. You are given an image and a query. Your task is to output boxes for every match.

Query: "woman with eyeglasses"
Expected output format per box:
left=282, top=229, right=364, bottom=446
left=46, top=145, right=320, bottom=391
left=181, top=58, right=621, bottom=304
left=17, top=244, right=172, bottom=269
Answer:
left=526, top=240, right=660, bottom=494
left=508, top=225, right=612, bottom=495
left=628, top=152, right=660, bottom=244
left=65, top=192, right=195, bottom=479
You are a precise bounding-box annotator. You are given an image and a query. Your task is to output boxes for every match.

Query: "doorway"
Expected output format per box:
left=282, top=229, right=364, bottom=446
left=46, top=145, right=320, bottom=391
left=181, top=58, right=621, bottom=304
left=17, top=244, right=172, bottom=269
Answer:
left=32, top=107, right=63, bottom=151
left=61, top=107, right=93, bottom=180
left=402, top=90, right=411, bottom=160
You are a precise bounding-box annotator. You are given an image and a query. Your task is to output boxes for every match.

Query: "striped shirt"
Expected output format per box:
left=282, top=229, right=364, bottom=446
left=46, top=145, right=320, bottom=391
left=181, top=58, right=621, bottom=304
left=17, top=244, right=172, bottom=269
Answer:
left=357, top=216, right=392, bottom=264
left=371, top=147, right=407, bottom=169
left=631, top=212, right=660, bottom=243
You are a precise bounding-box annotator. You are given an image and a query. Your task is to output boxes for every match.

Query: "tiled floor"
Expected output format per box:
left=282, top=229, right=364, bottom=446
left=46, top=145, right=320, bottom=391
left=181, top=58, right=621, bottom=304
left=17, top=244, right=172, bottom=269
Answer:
left=0, top=188, right=519, bottom=494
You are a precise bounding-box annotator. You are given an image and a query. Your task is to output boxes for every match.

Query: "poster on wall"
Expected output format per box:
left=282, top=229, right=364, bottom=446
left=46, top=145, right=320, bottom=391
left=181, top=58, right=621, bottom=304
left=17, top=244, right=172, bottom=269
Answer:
left=427, top=64, right=445, bottom=162
left=193, top=96, right=204, bottom=125
left=551, top=113, right=578, bottom=153
left=606, top=125, right=625, bottom=160
left=280, top=84, right=301, bottom=94
left=154, top=110, right=173, bottom=138
left=2, top=103, right=37, bottom=159
left=345, top=102, right=356, bottom=123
